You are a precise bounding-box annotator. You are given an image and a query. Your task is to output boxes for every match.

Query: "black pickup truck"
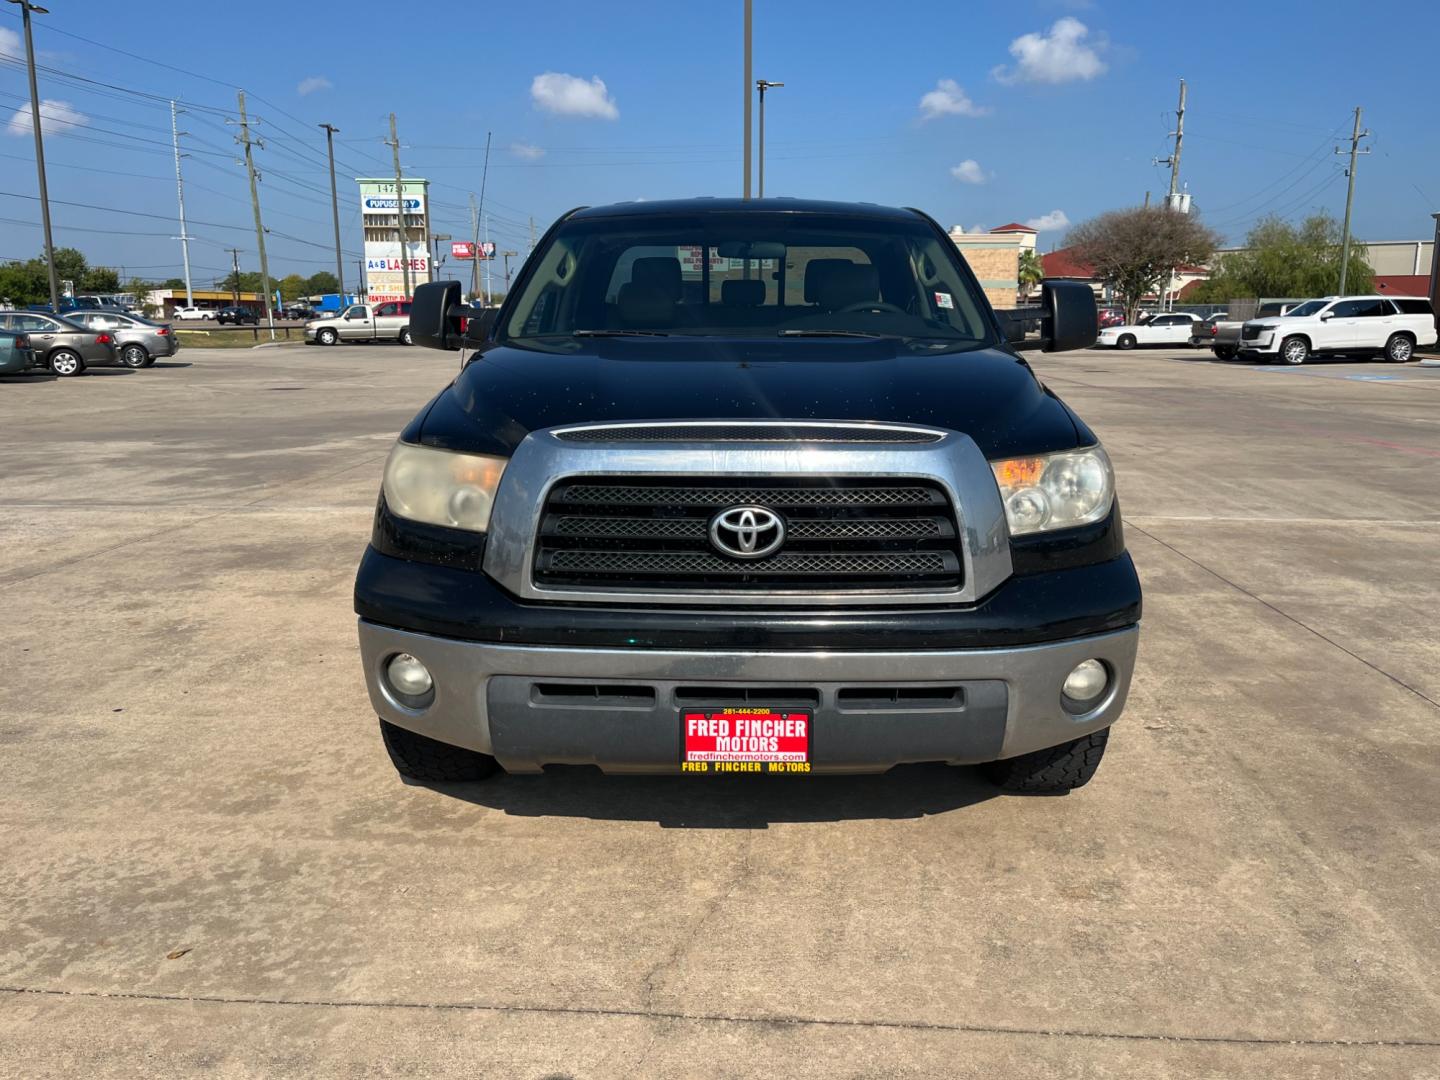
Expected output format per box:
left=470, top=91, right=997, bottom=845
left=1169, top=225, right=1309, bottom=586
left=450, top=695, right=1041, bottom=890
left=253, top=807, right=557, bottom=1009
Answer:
left=356, top=198, right=1141, bottom=793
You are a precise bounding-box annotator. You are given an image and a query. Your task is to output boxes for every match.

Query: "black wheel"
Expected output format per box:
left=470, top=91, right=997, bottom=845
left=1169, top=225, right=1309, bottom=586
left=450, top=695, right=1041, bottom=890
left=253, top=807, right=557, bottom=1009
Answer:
left=1214, top=345, right=1237, bottom=361
left=1280, top=336, right=1309, bottom=365
left=317, top=327, right=339, bottom=346
left=1116, top=334, right=1136, bottom=350
left=379, top=719, right=500, bottom=782
left=1384, top=333, right=1415, bottom=363
left=120, top=343, right=148, bottom=369
left=49, top=349, right=86, bottom=376
left=399, top=327, right=413, bottom=346
left=985, top=728, right=1110, bottom=793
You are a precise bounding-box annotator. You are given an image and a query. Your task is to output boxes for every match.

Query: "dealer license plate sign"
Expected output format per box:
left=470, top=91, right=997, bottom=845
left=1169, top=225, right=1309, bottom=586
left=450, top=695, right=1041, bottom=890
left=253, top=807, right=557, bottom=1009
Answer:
left=681, top=708, right=812, bottom=774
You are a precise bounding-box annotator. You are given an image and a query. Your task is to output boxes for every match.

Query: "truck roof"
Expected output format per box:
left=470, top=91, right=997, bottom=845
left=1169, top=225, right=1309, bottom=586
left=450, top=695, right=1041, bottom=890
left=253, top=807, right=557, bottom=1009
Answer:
left=568, top=197, right=926, bottom=222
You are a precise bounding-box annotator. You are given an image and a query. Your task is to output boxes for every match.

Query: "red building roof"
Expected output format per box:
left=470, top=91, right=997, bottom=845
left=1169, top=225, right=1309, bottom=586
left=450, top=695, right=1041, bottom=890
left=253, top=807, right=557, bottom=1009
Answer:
left=1375, top=275, right=1430, bottom=296
left=1040, top=247, right=1095, bottom=279
left=990, top=222, right=1038, bottom=234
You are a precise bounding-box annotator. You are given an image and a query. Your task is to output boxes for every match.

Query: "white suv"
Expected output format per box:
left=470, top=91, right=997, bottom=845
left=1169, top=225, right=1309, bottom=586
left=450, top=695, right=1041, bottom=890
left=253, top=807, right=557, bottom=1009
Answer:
left=1238, top=295, right=1436, bottom=364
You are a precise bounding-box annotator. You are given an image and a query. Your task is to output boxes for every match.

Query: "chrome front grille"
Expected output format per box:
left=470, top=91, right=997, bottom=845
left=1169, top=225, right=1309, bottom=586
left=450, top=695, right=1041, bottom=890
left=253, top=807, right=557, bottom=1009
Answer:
left=533, top=478, right=962, bottom=592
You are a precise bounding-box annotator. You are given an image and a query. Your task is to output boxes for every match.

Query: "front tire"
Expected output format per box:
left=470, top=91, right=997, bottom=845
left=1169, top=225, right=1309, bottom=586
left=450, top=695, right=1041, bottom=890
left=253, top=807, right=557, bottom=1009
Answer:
left=399, top=327, right=413, bottom=346
left=1214, top=345, right=1237, bottom=361
left=1280, top=336, right=1309, bottom=365
left=1116, top=334, right=1136, bottom=350
left=317, top=327, right=339, bottom=346
left=49, top=349, right=86, bottom=376
left=379, top=719, right=500, bottom=782
left=1384, top=333, right=1415, bottom=363
left=985, top=728, right=1110, bottom=793
left=120, top=344, right=148, bottom=369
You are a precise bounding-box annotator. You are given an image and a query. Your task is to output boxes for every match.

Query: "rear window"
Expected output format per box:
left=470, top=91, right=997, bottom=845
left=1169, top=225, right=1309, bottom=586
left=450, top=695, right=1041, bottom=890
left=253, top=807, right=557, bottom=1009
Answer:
left=1392, top=298, right=1434, bottom=316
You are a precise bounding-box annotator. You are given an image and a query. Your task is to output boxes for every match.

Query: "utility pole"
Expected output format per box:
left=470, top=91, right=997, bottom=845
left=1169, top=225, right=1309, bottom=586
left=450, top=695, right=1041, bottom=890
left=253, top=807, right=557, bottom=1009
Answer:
left=319, top=123, right=345, bottom=298
left=528, top=216, right=536, bottom=255
left=1336, top=106, right=1370, bottom=295
left=1152, top=78, right=1186, bottom=205
left=9, top=0, right=59, bottom=310
left=469, top=194, right=480, bottom=300
left=431, top=233, right=451, bottom=286
left=502, top=250, right=518, bottom=293
left=756, top=79, right=784, bottom=198
left=386, top=113, right=411, bottom=300
left=232, top=92, right=275, bottom=339
left=227, top=248, right=242, bottom=306
left=742, top=0, right=752, bottom=198
left=483, top=215, right=492, bottom=304
left=474, top=132, right=491, bottom=303
left=169, top=101, right=194, bottom=307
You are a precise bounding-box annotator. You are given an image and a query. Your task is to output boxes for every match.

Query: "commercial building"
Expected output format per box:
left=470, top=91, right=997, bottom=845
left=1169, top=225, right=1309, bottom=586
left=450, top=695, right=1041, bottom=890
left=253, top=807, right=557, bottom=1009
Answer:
left=947, top=224, right=1033, bottom=309
left=143, top=288, right=267, bottom=318
left=357, top=177, right=432, bottom=304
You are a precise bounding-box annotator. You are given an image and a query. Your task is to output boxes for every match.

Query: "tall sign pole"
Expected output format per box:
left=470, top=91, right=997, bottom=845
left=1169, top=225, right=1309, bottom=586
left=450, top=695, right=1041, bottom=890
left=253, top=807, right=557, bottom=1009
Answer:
left=319, top=123, right=345, bottom=298
left=387, top=113, right=411, bottom=301
left=12, top=0, right=59, bottom=310
left=170, top=101, right=194, bottom=307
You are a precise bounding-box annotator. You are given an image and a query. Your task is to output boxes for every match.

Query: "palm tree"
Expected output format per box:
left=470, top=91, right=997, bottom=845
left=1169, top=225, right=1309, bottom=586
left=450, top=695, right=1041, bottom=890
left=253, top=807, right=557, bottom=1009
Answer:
left=1018, top=249, right=1043, bottom=299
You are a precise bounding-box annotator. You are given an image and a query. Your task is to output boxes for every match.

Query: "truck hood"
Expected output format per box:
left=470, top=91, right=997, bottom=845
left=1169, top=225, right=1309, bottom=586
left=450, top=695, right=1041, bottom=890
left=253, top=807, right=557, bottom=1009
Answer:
left=416, top=337, right=1086, bottom=460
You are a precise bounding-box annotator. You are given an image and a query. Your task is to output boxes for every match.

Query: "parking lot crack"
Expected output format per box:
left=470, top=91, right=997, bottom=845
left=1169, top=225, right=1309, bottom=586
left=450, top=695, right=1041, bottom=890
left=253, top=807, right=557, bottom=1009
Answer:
left=3, top=985, right=1437, bottom=1049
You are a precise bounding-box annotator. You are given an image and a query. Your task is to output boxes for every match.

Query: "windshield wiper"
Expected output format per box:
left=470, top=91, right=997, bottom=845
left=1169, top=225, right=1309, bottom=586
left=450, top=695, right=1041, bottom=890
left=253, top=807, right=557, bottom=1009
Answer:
left=573, top=328, right=671, bottom=337
left=778, top=329, right=897, bottom=339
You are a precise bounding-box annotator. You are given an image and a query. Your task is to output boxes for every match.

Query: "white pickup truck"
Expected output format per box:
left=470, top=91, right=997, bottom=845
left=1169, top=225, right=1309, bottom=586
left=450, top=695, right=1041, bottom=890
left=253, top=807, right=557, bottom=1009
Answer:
left=1237, top=295, right=1437, bottom=364
left=305, top=300, right=414, bottom=346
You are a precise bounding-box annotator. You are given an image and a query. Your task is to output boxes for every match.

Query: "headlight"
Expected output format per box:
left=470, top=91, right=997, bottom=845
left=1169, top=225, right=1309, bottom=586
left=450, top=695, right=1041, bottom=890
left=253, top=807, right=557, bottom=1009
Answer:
left=382, top=442, right=507, bottom=533
left=990, top=446, right=1114, bottom=536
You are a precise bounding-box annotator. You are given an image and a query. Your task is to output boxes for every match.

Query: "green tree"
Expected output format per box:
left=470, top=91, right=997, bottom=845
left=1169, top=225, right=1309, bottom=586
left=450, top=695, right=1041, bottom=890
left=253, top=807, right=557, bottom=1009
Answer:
left=161, top=278, right=188, bottom=290
left=1067, top=206, right=1220, bottom=321
left=82, top=266, right=121, bottom=292
left=1188, top=213, right=1373, bottom=303
left=46, top=246, right=88, bottom=288
left=305, top=270, right=340, bottom=295
left=221, top=270, right=265, bottom=294
left=278, top=273, right=309, bottom=301
left=1017, top=249, right=1043, bottom=296
left=0, top=259, right=47, bottom=305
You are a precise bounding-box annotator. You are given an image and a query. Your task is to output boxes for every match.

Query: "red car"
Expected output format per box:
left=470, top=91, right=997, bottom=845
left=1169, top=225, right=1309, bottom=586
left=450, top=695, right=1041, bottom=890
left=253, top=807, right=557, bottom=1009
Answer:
left=1097, top=307, right=1126, bottom=329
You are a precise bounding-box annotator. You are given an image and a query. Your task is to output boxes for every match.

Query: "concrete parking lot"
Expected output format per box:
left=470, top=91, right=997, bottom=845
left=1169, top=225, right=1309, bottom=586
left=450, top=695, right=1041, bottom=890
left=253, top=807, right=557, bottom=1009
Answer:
left=2, top=343, right=1439, bottom=1078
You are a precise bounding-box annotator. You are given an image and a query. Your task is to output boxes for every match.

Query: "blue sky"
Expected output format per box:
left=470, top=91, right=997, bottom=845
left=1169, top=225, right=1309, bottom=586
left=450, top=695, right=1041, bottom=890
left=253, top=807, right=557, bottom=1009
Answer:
left=0, top=0, right=1436, bottom=285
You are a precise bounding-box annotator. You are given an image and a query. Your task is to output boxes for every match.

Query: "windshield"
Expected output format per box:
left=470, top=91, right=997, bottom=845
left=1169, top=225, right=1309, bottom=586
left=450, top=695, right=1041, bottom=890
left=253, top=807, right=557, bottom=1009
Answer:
left=1283, top=300, right=1326, bottom=317
left=501, top=212, right=994, bottom=350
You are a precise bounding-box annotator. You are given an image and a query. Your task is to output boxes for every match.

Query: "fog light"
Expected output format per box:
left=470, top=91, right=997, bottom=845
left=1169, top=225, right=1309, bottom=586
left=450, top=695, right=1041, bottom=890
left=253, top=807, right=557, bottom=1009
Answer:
left=1062, top=659, right=1108, bottom=705
left=386, top=653, right=433, bottom=698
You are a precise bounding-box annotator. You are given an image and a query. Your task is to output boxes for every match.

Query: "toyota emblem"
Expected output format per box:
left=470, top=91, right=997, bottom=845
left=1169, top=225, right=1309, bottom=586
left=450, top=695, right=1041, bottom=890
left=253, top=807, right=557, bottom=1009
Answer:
left=709, top=505, right=785, bottom=560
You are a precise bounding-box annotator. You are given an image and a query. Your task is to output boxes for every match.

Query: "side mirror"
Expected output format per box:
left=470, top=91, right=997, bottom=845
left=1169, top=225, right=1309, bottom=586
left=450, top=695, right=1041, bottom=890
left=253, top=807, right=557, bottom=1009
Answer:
left=1319, top=311, right=1333, bottom=320
left=997, top=280, right=1097, bottom=352
left=464, top=306, right=499, bottom=348
left=410, top=280, right=465, bottom=350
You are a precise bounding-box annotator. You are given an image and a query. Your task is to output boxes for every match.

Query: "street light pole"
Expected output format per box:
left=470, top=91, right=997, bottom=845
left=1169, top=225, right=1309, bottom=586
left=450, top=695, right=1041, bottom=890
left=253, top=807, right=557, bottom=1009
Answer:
left=9, top=0, right=59, bottom=310
left=756, top=79, right=783, bottom=199
left=742, top=0, right=752, bottom=198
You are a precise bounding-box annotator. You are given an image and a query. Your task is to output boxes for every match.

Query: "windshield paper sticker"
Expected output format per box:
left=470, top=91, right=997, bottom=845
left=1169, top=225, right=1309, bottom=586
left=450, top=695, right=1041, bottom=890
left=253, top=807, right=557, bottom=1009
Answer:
left=934, top=291, right=955, bottom=309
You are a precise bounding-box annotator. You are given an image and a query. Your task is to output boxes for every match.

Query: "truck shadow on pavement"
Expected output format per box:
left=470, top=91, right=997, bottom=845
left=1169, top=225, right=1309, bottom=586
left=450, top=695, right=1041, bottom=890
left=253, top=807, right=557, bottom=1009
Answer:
left=421, top=763, right=999, bottom=828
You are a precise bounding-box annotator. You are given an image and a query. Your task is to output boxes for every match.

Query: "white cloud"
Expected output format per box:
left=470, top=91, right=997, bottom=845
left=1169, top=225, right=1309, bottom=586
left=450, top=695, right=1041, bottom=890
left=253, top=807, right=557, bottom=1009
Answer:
left=297, top=75, right=333, bottom=96
left=1025, top=209, right=1071, bottom=231
left=531, top=72, right=619, bottom=120
left=918, top=78, right=989, bottom=121
left=509, top=141, right=545, bottom=160
left=6, top=99, right=88, bottom=138
left=950, top=159, right=987, bottom=185
left=0, top=27, right=20, bottom=57
left=992, top=18, right=1107, bottom=85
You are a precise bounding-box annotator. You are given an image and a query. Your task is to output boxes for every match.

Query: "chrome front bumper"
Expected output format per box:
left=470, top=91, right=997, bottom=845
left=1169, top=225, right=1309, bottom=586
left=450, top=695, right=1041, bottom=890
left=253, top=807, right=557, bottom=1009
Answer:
left=358, top=619, right=1140, bottom=774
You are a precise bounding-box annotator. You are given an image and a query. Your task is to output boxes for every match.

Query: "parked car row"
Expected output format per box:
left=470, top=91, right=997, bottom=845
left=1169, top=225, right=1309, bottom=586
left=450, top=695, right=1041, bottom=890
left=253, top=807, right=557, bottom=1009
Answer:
left=1093, top=295, right=1436, bottom=365
left=0, top=307, right=179, bottom=376
left=172, top=305, right=315, bottom=322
